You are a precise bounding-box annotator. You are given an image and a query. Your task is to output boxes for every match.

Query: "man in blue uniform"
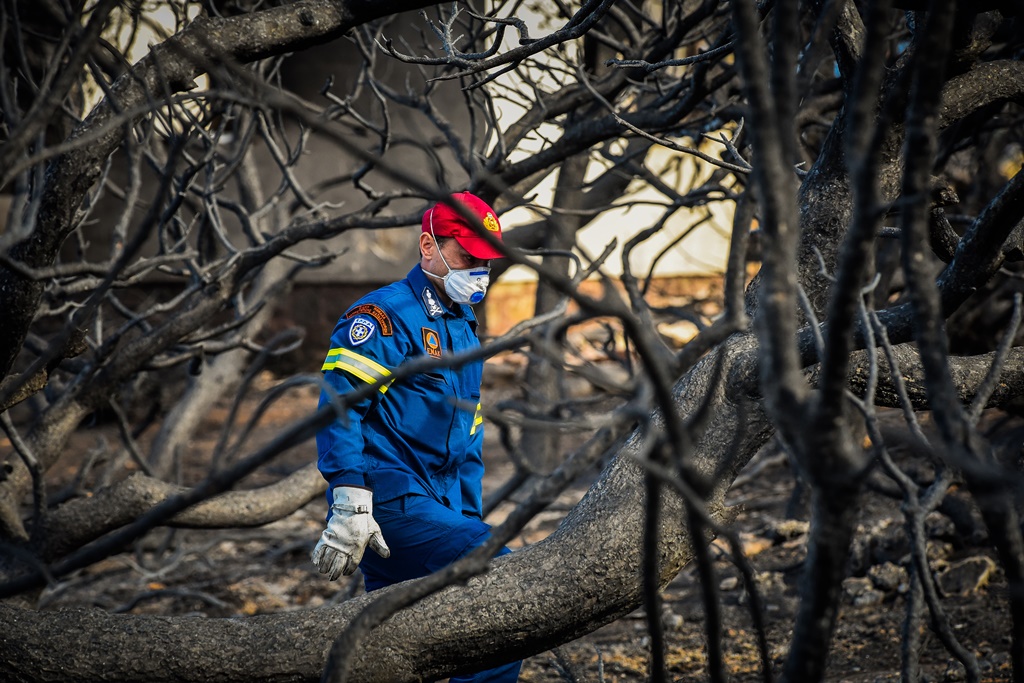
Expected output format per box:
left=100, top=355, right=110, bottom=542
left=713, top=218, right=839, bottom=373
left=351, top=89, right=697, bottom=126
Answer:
left=311, top=192, right=521, bottom=682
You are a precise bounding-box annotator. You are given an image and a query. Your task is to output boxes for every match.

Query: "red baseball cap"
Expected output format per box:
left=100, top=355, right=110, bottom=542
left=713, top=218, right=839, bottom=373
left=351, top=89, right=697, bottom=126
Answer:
left=422, top=192, right=505, bottom=260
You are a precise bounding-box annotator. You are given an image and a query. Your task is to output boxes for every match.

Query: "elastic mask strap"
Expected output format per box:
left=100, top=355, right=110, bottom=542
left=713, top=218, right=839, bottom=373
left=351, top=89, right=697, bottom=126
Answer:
left=429, top=207, right=453, bottom=274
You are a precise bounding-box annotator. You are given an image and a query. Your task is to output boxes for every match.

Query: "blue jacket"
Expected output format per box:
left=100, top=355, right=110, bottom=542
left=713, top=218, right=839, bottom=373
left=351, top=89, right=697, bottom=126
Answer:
left=316, top=265, right=485, bottom=519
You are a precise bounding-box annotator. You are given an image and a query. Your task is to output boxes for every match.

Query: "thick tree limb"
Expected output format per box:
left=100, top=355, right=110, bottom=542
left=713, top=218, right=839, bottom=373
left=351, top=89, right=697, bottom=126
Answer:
left=819, top=345, right=1024, bottom=409
left=0, top=371, right=48, bottom=414
left=939, top=60, right=1024, bottom=128
left=31, top=465, right=325, bottom=562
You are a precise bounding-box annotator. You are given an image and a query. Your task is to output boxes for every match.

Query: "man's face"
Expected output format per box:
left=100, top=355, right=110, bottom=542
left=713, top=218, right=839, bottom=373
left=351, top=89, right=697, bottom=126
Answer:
left=422, top=235, right=489, bottom=277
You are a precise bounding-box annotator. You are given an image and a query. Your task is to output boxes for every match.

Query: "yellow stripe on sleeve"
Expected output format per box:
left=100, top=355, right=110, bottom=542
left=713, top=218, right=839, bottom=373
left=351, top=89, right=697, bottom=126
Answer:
left=322, top=348, right=393, bottom=393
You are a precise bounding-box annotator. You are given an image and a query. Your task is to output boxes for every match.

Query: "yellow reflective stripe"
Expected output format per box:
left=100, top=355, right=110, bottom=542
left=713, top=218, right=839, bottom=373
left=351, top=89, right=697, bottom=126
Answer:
left=470, top=402, right=483, bottom=435
left=322, top=348, right=393, bottom=394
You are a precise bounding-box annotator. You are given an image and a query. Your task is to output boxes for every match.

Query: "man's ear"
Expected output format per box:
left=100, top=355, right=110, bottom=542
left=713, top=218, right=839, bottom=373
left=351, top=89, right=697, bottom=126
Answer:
left=419, top=232, right=433, bottom=258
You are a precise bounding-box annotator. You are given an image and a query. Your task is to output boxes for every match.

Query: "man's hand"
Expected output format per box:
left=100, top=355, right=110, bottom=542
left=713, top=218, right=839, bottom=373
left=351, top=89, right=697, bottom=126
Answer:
left=311, top=486, right=390, bottom=580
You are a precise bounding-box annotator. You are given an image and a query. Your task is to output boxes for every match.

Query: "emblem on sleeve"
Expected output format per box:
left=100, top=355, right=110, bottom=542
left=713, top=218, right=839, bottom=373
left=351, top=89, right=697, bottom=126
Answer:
left=346, top=304, right=393, bottom=336
left=349, top=317, right=376, bottom=346
left=421, top=327, right=442, bottom=358
left=422, top=287, right=444, bottom=317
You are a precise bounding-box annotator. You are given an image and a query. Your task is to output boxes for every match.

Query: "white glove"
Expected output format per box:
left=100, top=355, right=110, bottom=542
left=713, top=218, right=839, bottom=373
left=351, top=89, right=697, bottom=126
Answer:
left=311, top=486, right=390, bottom=580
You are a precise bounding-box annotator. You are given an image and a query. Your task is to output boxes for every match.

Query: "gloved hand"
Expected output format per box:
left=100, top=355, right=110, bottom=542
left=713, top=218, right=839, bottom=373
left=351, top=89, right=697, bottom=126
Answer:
left=311, top=486, right=390, bottom=580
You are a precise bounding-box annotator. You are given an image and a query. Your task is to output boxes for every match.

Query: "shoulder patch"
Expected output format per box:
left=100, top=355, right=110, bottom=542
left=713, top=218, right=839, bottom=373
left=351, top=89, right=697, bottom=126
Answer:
left=421, top=287, right=444, bottom=317
left=346, top=304, right=393, bottom=336
left=421, top=327, right=442, bottom=358
left=348, top=316, right=376, bottom=346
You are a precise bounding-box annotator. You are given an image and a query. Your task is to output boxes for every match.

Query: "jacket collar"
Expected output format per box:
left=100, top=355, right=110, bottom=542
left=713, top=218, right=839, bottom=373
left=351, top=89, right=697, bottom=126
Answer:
left=407, top=264, right=477, bottom=324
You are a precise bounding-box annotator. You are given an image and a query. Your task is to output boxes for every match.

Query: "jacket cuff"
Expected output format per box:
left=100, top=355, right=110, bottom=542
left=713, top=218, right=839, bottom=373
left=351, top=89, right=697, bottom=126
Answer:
left=329, top=474, right=370, bottom=490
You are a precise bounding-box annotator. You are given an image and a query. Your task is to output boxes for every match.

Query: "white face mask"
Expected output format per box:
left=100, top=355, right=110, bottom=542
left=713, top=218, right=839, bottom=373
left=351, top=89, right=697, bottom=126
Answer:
left=441, top=265, right=490, bottom=304
left=427, top=212, right=491, bottom=304
left=427, top=248, right=490, bottom=304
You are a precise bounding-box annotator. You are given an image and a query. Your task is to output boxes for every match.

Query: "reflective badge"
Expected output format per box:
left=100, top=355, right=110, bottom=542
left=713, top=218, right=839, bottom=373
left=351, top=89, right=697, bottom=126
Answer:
left=348, top=317, right=376, bottom=346
left=483, top=213, right=500, bottom=232
left=422, top=327, right=441, bottom=358
left=422, top=287, right=443, bottom=317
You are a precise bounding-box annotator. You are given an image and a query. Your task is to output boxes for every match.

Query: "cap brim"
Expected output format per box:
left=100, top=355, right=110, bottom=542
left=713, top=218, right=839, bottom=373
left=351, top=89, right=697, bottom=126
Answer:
left=454, top=234, right=505, bottom=260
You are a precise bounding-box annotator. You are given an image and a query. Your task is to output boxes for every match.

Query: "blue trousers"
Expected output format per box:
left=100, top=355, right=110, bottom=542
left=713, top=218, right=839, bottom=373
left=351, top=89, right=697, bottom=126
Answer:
left=360, top=494, right=522, bottom=683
